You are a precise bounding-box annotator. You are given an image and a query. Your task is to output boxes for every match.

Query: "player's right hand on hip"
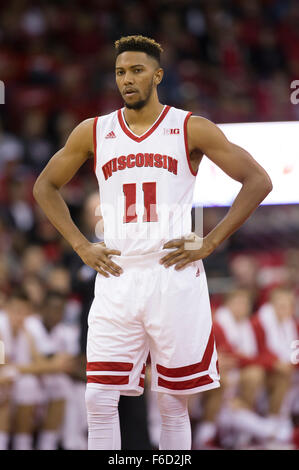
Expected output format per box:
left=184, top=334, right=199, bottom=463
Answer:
left=76, top=241, right=123, bottom=278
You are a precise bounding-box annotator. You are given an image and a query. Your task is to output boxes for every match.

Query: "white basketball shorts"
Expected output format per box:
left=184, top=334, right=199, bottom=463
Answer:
left=86, top=250, right=220, bottom=396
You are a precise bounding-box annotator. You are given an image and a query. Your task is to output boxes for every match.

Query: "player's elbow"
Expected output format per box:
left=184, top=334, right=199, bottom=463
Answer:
left=260, top=171, right=273, bottom=195
left=33, top=178, right=42, bottom=202
left=33, top=175, right=56, bottom=203
left=33, top=175, right=47, bottom=202
left=253, top=170, right=273, bottom=199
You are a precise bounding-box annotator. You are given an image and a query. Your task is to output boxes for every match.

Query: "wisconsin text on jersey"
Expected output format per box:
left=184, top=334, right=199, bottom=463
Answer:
left=102, top=153, right=178, bottom=180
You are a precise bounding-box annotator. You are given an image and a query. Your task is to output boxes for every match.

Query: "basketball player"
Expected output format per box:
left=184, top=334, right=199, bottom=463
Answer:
left=33, top=35, right=272, bottom=450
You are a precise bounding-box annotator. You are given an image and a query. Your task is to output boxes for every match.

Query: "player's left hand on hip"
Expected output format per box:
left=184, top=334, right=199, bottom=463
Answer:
left=160, top=234, right=213, bottom=270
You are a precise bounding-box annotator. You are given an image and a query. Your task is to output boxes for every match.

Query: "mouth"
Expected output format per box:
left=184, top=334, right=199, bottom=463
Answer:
left=123, top=89, right=138, bottom=97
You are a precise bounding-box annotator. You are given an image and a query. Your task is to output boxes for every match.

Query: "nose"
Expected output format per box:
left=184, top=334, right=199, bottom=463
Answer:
left=123, top=71, right=134, bottom=85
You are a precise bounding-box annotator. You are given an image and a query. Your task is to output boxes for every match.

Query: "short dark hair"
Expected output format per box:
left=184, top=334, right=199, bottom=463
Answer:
left=115, top=35, right=163, bottom=64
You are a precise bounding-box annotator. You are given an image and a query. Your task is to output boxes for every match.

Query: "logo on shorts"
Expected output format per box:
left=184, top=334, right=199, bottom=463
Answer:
left=105, top=131, right=116, bottom=139
left=196, top=267, right=200, bottom=277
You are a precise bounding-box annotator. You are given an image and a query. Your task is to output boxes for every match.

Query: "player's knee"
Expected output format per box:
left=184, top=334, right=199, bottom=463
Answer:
left=85, top=387, right=120, bottom=417
left=157, top=393, right=189, bottom=424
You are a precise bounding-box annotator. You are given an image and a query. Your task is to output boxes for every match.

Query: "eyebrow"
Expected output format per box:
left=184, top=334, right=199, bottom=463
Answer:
left=115, top=64, right=145, bottom=70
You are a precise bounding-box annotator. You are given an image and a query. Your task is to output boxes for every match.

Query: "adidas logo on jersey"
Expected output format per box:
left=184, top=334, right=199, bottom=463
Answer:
left=105, top=131, right=116, bottom=139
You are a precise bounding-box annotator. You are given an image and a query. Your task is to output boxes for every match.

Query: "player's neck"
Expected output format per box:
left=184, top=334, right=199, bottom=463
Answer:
left=123, top=97, right=164, bottom=128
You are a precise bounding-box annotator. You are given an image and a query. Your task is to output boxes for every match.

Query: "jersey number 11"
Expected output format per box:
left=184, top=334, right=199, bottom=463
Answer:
left=123, top=182, right=158, bottom=223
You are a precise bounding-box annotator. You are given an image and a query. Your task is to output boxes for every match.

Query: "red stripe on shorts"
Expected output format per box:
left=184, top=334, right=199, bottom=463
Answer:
left=139, top=377, right=145, bottom=388
left=158, top=374, right=213, bottom=391
left=87, top=375, right=129, bottom=385
left=141, top=364, right=146, bottom=374
left=87, top=361, right=133, bottom=372
left=156, top=329, right=215, bottom=378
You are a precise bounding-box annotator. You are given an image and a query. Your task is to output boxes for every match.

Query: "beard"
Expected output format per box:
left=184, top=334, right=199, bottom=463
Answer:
left=123, top=81, right=154, bottom=110
left=125, top=97, right=148, bottom=110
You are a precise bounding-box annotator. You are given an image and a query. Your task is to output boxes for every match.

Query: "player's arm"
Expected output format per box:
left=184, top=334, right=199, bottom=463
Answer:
left=33, top=119, right=123, bottom=277
left=161, top=116, right=273, bottom=269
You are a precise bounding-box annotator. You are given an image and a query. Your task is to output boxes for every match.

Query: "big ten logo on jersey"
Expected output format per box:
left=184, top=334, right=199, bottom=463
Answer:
left=0, top=340, right=5, bottom=364
left=163, top=128, right=180, bottom=135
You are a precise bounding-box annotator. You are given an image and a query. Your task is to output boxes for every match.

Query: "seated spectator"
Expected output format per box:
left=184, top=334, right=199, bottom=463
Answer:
left=0, top=289, right=74, bottom=450
left=194, top=288, right=296, bottom=449
left=25, top=290, right=84, bottom=450
left=252, top=287, right=299, bottom=429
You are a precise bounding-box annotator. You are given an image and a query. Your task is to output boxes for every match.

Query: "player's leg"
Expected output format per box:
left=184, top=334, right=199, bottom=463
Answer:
left=157, top=392, right=191, bottom=450
left=85, top=269, right=149, bottom=450
left=85, top=387, right=121, bottom=450
left=146, top=259, right=220, bottom=450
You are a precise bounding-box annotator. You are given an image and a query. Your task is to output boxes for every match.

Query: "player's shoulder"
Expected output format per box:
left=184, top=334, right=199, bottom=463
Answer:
left=185, top=113, right=222, bottom=147
left=74, top=112, right=118, bottom=133
left=167, top=105, right=191, bottom=118
left=169, top=106, right=212, bottom=128
left=67, top=117, right=94, bottom=140
left=64, top=117, right=96, bottom=152
left=188, top=114, right=214, bottom=129
left=74, top=117, right=95, bottom=134
left=95, top=108, right=119, bottom=122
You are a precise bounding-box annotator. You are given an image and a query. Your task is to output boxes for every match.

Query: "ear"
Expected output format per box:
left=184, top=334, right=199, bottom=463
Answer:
left=154, top=68, right=164, bottom=86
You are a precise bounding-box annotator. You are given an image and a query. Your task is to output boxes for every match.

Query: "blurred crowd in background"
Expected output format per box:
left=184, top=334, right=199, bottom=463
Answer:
left=0, top=0, right=299, bottom=450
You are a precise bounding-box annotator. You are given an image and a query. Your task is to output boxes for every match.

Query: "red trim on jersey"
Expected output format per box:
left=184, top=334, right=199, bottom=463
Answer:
left=93, top=116, right=99, bottom=173
left=87, top=375, right=129, bottom=385
left=87, top=361, right=133, bottom=372
left=158, top=374, right=213, bottom=390
left=117, top=105, right=171, bottom=143
left=184, top=112, right=197, bottom=177
left=156, top=329, right=215, bottom=377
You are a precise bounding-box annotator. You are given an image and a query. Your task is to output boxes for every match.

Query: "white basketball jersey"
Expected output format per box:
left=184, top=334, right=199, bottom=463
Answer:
left=93, top=105, right=197, bottom=256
